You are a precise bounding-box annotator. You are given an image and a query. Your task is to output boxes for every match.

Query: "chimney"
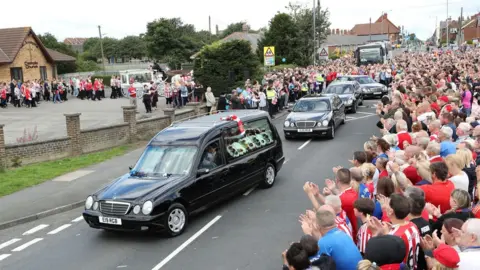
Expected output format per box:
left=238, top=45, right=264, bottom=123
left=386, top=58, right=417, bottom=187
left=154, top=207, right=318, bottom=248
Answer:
left=383, top=13, right=388, bottom=21
left=242, top=23, right=249, bottom=33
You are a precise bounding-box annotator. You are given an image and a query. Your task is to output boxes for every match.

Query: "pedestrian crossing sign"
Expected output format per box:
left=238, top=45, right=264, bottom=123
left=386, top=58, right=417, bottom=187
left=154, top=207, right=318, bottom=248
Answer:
left=319, top=48, right=328, bottom=57
left=263, top=46, right=275, bottom=66
left=264, top=46, right=275, bottom=57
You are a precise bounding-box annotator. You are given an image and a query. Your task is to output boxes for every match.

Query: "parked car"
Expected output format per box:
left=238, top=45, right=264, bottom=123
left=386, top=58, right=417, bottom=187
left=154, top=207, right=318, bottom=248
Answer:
left=83, top=110, right=284, bottom=236
left=324, top=81, right=363, bottom=113
left=336, top=75, right=388, bottom=99
left=283, top=94, right=346, bottom=140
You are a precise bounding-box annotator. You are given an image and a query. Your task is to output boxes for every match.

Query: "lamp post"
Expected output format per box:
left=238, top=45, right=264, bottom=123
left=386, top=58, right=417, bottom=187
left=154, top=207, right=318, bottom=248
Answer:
left=446, top=0, right=449, bottom=45
left=313, top=0, right=316, bottom=66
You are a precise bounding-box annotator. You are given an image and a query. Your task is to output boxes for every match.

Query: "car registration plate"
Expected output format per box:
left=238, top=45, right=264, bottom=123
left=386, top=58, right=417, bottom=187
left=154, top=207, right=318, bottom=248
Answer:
left=374, top=92, right=382, bottom=95
left=298, top=129, right=313, bottom=132
left=99, top=216, right=122, bottom=225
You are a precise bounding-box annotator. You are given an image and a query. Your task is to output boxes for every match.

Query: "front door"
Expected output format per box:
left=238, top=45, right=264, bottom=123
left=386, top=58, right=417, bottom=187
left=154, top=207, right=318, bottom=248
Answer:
left=10, top=68, right=23, bottom=82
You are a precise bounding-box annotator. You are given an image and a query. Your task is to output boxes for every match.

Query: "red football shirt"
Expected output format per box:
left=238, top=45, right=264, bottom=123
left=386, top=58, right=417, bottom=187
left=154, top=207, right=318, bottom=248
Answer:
left=420, top=180, right=455, bottom=214
left=357, top=223, right=372, bottom=254
left=389, top=222, right=421, bottom=270
left=335, top=216, right=353, bottom=239
left=339, top=187, right=358, bottom=242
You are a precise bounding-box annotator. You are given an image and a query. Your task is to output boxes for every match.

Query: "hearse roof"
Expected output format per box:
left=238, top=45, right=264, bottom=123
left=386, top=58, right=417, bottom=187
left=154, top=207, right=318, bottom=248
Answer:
left=151, top=110, right=270, bottom=144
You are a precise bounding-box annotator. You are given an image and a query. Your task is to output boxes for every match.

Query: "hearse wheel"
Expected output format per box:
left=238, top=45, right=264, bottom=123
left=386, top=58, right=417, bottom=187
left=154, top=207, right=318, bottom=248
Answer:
left=260, top=163, right=276, bottom=189
left=164, top=203, right=188, bottom=237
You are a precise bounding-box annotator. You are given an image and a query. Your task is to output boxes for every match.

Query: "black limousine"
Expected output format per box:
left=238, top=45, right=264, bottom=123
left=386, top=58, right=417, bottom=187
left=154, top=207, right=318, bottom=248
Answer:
left=83, top=110, right=284, bottom=236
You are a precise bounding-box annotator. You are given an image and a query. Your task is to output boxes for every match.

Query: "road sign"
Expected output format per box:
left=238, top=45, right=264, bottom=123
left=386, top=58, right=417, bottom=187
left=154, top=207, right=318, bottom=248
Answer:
left=264, top=46, right=275, bottom=66
left=318, top=46, right=328, bottom=60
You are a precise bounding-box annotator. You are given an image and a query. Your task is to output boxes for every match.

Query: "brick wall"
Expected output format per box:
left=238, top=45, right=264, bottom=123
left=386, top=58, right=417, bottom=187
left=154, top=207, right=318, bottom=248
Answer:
left=80, top=123, right=129, bottom=153
left=0, top=103, right=210, bottom=168
left=136, top=116, right=171, bottom=140
left=5, top=137, right=70, bottom=166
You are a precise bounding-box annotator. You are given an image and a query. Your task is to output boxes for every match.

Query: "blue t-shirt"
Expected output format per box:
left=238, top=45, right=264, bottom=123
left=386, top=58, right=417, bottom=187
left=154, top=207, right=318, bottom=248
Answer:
left=358, top=183, right=371, bottom=199
left=318, top=228, right=362, bottom=270
left=373, top=199, right=383, bottom=220
left=440, top=141, right=456, bottom=157
left=447, top=123, right=458, bottom=141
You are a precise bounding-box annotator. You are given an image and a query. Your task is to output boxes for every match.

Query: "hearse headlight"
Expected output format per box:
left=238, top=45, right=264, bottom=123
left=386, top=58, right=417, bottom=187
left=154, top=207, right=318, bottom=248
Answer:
left=142, top=201, right=153, bottom=215
left=85, top=196, right=94, bottom=210
left=322, top=120, right=329, bottom=126
left=284, top=121, right=290, bottom=127
left=133, top=205, right=141, bottom=214
left=290, top=122, right=295, bottom=127
left=92, top=201, right=99, bottom=211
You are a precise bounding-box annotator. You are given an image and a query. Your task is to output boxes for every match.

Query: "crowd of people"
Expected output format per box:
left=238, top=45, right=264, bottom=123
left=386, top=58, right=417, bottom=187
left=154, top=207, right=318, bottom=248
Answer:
left=280, top=47, right=480, bottom=270
left=0, top=76, right=109, bottom=109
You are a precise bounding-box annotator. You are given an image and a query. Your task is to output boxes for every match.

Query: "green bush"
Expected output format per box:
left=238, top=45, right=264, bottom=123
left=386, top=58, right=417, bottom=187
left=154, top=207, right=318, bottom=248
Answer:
left=467, top=40, right=473, bottom=45
left=91, top=75, right=112, bottom=86
left=194, top=40, right=260, bottom=96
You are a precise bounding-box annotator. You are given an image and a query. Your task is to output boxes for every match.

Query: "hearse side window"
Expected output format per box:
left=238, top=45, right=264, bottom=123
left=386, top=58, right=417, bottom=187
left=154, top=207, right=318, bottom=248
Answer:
left=198, top=140, right=224, bottom=170
left=223, top=118, right=275, bottom=160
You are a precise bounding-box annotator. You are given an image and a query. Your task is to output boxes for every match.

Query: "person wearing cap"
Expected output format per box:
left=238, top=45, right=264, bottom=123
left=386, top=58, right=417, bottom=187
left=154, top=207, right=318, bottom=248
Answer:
left=425, top=244, right=460, bottom=269
left=357, top=235, right=407, bottom=270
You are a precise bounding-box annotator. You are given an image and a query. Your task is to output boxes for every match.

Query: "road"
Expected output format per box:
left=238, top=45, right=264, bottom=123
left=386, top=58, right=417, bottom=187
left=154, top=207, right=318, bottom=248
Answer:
left=0, top=101, right=379, bottom=270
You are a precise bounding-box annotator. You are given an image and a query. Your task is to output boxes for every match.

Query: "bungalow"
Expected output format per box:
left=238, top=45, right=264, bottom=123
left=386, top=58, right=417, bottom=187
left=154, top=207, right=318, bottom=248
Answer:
left=0, top=27, right=76, bottom=83
left=350, top=13, right=401, bottom=43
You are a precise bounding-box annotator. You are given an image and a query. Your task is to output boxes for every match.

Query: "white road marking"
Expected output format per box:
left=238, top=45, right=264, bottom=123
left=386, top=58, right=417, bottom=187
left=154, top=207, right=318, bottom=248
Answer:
left=22, top=224, right=49, bottom=235
left=0, top=239, right=21, bottom=250
left=52, top=170, right=95, bottom=182
left=0, top=254, right=11, bottom=261
left=243, top=186, right=257, bottom=196
left=346, top=116, right=356, bottom=119
left=346, top=114, right=376, bottom=122
left=151, top=215, right=222, bottom=270
left=298, top=139, right=312, bottom=150
left=72, top=216, right=84, bottom=222
left=47, top=224, right=72, bottom=235
left=12, top=238, right=43, bottom=252
left=354, top=111, right=376, bottom=115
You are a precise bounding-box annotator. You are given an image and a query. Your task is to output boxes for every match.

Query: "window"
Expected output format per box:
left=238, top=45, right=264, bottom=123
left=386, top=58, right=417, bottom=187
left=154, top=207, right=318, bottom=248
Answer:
left=122, top=75, right=128, bottom=84
left=326, top=84, right=353, bottom=94
left=223, top=118, right=274, bottom=160
left=132, top=145, right=198, bottom=176
left=198, top=140, right=224, bottom=170
left=10, top=68, right=23, bottom=81
left=293, top=99, right=331, bottom=112
left=40, top=66, right=47, bottom=81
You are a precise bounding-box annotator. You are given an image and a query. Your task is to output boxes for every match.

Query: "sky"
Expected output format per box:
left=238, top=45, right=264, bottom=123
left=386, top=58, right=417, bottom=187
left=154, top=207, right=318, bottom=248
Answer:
left=2, top=0, right=479, bottom=42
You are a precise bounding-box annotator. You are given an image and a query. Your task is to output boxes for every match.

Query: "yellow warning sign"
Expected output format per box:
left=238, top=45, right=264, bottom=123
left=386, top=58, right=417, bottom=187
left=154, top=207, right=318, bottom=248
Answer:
left=264, top=46, right=275, bottom=57
left=319, top=48, right=328, bottom=57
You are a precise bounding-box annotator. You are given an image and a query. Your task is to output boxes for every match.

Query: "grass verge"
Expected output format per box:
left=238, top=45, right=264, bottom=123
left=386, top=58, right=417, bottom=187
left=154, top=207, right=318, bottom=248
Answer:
left=0, top=144, right=138, bottom=197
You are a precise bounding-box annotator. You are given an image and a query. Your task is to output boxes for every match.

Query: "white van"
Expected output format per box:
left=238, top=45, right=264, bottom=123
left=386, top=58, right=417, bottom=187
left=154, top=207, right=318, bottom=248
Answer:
left=119, top=69, right=166, bottom=99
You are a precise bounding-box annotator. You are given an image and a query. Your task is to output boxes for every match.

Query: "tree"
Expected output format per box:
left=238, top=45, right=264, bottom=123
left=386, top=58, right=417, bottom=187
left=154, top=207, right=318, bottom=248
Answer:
left=37, top=33, right=77, bottom=57
left=257, top=13, right=300, bottom=65
left=285, top=1, right=331, bottom=66
left=118, top=36, right=147, bottom=60
left=220, top=22, right=245, bottom=38
left=194, top=40, right=259, bottom=96
left=145, top=18, right=204, bottom=69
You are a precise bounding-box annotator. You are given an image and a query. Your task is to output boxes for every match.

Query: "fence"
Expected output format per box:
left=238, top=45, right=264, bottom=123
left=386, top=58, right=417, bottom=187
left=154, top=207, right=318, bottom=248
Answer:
left=0, top=103, right=207, bottom=168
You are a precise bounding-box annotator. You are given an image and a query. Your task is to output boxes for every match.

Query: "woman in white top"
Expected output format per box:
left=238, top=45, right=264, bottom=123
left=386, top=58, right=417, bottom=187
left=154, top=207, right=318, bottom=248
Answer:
left=445, top=154, right=469, bottom=192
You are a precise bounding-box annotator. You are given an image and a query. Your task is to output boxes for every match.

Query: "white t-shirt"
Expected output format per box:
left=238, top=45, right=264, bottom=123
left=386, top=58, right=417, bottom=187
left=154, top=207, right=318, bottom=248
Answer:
left=459, top=250, right=480, bottom=269
left=449, top=171, right=469, bottom=192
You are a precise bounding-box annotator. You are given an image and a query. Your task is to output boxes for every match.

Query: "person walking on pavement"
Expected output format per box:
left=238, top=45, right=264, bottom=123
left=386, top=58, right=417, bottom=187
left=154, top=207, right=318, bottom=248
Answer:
left=205, top=87, right=216, bottom=114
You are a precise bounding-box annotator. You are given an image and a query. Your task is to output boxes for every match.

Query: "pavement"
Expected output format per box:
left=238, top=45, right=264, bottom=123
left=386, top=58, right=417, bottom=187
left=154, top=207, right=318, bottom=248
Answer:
left=0, top=100, right=380, bottom=270
left=0, top=88, right=186, bottom=144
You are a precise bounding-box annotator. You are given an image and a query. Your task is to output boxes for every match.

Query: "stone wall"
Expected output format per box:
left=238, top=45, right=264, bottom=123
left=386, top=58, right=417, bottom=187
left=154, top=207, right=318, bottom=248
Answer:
left=0, top=103, right=208, bottom=168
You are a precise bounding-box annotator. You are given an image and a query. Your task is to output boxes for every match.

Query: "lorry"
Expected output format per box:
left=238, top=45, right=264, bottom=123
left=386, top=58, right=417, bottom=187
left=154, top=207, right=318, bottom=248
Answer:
left=119, top=69, right=166, bottom=99
left=354, top=41, right=392, bottom=66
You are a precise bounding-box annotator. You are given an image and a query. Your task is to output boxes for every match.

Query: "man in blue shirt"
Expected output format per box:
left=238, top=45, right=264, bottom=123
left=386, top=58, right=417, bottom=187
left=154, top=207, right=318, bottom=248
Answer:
left=439, top=126, right=456, bottom=157
left=316, top=205, right=362, bottom=270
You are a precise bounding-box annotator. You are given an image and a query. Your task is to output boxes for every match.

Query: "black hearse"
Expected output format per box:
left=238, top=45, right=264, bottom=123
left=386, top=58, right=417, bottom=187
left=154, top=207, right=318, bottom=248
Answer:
left=83, top=110, right=284, bottom=236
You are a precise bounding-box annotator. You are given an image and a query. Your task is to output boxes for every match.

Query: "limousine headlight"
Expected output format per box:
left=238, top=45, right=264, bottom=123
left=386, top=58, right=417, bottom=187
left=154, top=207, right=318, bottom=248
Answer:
left=142, top=201, right=153, bottom=215
left=133, top=205, right=141, bottom=214
left=85, top=196, right=94, bottom=210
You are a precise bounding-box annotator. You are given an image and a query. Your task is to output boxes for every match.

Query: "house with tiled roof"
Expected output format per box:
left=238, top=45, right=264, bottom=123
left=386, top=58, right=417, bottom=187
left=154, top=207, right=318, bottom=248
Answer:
left=64, top=38, right=88, bottom=53
left=0, top=27, right=76, bottom=83
left=350, top=14, right=401, bottom=43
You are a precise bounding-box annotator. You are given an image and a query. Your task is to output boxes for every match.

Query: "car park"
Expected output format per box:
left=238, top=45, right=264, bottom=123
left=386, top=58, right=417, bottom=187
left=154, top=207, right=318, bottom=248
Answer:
left=283, top=94, right=345, bottom=140
left=324, top=81, right=363, bottom=113
left=336, top=75, right=388, bottom=99
left=83, top=111, right=284, bottom=236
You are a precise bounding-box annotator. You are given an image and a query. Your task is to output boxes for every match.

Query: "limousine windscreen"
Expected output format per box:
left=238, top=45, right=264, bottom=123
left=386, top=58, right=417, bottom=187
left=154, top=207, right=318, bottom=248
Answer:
left=131, top=145, right=198, bottom=177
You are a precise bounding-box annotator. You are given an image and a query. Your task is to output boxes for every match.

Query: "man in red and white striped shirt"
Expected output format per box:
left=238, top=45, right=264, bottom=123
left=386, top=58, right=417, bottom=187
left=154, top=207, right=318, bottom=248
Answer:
left=335, top=214, right=353, bottom=239
left=353, top=198, right=375, bottom=255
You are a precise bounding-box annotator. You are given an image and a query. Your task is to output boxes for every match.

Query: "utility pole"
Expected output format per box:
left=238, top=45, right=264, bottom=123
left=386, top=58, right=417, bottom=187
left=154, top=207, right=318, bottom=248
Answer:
left=313, top=0, right=316, bottom=66
left=369, top=18, right=372, bottom=41
left=446, top=0, right=449, bottom=45
left=458, top=7, right=463, bottom=45
left=208, top=16, right=211, bottom=34
left=98, top=25, right=106, bottom=71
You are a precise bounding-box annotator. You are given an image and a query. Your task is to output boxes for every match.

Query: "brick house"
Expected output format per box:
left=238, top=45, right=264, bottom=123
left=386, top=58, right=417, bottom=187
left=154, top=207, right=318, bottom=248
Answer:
left=350, top=13, right=401, bottom=43
left=439, top=20, right=459, bottom=44
left=462, top=13, right=480, bottom=43
left=0, top=27, right=76, bottom=83
left=63, top=38, right=88, bottom=53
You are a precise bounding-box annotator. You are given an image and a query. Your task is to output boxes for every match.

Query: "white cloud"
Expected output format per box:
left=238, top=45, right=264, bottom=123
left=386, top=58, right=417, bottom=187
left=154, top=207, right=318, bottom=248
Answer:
left=2, top=0, right=479, bottom=41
